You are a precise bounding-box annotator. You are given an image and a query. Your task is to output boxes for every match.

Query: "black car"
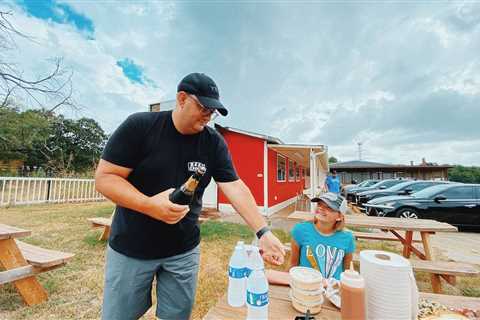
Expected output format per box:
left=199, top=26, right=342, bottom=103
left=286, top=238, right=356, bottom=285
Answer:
left=345, top=180, right=381, bottom=202
left=357, top=180, right=449, bottom=211
left=364, top=183, right=480, bottom=229
left=350, top=179, right=407, bottom=204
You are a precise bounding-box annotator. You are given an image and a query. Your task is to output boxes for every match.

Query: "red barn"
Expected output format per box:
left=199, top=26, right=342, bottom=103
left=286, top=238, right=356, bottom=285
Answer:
left=201, top=125, right=329, bottom=216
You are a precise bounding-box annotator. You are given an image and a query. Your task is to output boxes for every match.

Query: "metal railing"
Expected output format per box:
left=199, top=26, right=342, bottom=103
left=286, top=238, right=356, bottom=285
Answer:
left=0, top=177, right=105, bottom=207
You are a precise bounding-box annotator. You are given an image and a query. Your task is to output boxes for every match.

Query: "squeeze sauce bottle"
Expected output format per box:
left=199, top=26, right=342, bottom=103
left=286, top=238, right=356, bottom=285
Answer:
left=340, top=262, right=366, bottom=320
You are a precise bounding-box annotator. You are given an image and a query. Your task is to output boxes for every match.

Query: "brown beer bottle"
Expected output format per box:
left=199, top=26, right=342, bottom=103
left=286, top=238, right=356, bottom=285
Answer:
left=169, top=167, right=206, bottom=205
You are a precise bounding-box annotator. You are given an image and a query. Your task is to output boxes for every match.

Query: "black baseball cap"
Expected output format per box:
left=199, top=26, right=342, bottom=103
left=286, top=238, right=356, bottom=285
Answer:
left=311, top=192, right=347, bottom=214
left=177, top=73, right=228, bottom=116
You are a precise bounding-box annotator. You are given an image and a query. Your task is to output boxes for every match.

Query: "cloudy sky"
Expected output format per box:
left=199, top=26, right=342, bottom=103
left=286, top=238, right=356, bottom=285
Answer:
left=2, top=1, right=480, bottom=165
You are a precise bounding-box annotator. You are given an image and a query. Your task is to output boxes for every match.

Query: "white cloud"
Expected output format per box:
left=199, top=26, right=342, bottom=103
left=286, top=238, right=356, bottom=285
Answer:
left=2, top=1, right=479, bottom=165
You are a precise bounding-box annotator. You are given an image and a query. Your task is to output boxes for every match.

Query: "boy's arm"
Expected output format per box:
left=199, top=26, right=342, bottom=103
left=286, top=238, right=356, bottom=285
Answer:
left=289, top=239, right=300, bottom=270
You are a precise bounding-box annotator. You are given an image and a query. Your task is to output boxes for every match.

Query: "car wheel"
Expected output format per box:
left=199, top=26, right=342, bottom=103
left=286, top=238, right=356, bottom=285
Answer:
left=396, top=208, right=419, bottom=219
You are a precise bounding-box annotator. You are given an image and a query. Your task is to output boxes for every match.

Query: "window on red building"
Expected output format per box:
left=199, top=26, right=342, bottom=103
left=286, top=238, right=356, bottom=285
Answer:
left=296, top=166, right=301, bottom=181
left=277, top=155, right=286, bottom=182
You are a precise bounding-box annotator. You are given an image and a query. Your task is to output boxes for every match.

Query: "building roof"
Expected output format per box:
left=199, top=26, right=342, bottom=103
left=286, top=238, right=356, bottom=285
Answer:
left=331, top=160, right=391, bottom=168
left=214, top=124, right=283, bottom=144
left=331, top=160, right=453, bottom=170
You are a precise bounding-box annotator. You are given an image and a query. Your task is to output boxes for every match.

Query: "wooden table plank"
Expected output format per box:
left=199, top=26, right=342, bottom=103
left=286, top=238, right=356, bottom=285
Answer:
left=0, top=223, right=31, bottom=240
left=203, top=285, right=480, bottom=319
left=203, top=285, right=341, bottom=320
left=288, top=211, right=458, bottom=232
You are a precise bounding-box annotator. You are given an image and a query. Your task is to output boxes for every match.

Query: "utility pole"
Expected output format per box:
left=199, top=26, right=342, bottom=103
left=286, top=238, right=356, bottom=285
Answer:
left=357, top=142, right=363, bottom=160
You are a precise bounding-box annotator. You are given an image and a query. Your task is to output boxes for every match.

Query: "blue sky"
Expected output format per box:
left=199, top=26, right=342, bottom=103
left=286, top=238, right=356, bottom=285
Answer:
left=2, top=1, right=480, bottom=165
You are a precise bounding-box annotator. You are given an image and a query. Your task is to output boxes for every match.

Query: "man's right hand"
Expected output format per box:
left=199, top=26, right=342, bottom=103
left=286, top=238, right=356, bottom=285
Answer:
left=146, top=188, right=189, bottom=224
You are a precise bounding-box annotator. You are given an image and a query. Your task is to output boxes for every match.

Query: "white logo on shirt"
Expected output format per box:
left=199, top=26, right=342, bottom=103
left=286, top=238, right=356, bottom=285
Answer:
left=314, top=244, right=345, bottom=279
left=188, top=162, right=206, bottom=173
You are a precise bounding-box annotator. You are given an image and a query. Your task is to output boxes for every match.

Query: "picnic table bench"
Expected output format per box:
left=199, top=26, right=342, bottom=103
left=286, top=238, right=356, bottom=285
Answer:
left=203, top=284, right=480, bottom=319
left=0, top=223, right=74, bottom=306
left=286, top=211, right=477, bottom=294
left=88, top=210, right=214, bottom=241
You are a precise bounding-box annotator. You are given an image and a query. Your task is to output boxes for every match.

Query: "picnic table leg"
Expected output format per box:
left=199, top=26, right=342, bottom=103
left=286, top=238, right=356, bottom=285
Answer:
left=402, top=231, right=413, bottom=258
left=99, top=226, right=110, bottom=241
left=0, top=238, right=48, bottom=305
left=421, top=232, right=443, bottom=294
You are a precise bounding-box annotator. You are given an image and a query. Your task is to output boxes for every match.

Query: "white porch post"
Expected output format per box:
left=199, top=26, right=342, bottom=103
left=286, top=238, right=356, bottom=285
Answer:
left=310, top=149, right=316, bottom=199
left=263, top=141, right=268, bottom=216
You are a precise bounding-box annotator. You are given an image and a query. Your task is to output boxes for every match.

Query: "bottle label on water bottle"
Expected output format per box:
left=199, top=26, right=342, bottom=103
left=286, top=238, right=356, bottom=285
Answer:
left=246, top=290, right=269, bottom=307
left=244, top=267, right=252, bottom=277
left=228, top=266, right=246, bottom=279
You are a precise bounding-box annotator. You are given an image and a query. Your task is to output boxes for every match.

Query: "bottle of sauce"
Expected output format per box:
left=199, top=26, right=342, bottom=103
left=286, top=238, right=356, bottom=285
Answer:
left=169, top=167, right=206, bottom=205
left=340, top=262, right=366, bottom=320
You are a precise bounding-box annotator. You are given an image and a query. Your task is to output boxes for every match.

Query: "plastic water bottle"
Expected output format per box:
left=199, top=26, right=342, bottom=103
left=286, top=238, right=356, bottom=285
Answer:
left=246, top=248, right=268, bottom=320
left=228, top=241, right=247, bottom=307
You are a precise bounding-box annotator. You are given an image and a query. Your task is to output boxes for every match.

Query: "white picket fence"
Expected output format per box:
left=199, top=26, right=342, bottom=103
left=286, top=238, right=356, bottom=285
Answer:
left=0, top=177, right=105, bottom=207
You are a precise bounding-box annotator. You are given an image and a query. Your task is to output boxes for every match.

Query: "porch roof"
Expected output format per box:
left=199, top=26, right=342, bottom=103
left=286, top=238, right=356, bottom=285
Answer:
left=267, top=144, right=327, bottom=168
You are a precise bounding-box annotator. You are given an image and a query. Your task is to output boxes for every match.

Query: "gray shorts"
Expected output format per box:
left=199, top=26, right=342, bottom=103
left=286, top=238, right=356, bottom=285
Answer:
left=102, top=245, right=200, bottom=320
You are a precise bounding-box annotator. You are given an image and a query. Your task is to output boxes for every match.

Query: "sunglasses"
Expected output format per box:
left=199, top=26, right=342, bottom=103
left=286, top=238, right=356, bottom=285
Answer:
left=188, top=94, right=219, bottom=120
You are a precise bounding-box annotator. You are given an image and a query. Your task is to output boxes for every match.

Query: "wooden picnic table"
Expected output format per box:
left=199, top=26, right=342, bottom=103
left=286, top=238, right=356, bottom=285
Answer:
left=287, top=211, right=459, bottom=293
left=203, top=284, right=480, bottom=319
left=0, top=223, right=48, bottom=305
left=0, top=223, right=74, bottom=306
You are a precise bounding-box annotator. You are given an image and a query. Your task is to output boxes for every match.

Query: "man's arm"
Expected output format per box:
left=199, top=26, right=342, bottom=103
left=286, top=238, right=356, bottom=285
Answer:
left=217, top=179, right=285, bottom=265
left=95, top=159, right=189, bottom=224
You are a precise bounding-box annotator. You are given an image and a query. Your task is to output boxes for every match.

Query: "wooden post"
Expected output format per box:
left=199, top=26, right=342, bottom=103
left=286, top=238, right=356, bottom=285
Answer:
left=99, top=226, right=110, bottom=241
left=402, top=231, right=413, bottom=258
left=421, top=232, right=442, bottom=293
left=0, top=239, right=48, bottom=305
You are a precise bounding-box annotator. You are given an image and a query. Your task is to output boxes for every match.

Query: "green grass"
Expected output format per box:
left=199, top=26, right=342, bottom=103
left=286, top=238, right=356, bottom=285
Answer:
left=0, top=202, right=479, bottom=320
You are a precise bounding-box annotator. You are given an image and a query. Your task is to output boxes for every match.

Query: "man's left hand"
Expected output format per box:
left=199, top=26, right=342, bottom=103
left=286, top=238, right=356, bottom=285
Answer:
left=258, top=231, right=285, bottom=266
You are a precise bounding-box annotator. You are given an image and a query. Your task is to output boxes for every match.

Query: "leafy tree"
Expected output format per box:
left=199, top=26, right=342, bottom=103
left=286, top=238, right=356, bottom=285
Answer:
left=0, top=105, right=107, bottom=175
left=0, top=106, right=50, bottom=161
left=328, top=156, right=338, bottom=163
left=448, top=165, right=480, bottom=183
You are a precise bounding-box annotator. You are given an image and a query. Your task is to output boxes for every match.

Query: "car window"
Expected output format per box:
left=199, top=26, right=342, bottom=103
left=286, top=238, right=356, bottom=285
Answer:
left=440, top=186, right=474, bottom=200
left=382, top=180, right=403, bottom=188
left=475, top=186, right=480, bottom=200
left=410, top=182, right=431, bottom=192
left=388, top=181, right=414, bottom=192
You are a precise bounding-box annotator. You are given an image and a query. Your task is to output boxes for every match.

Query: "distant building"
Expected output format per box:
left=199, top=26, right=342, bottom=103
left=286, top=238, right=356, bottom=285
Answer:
left=330, top=159, right=453, bottom=184
left=149, top=100, right=176, bottom=112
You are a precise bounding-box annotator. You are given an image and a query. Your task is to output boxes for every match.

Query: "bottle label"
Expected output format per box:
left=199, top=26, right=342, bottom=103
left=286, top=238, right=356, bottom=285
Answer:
left=228, top=266, right=246, bottom=279
left=246, top=290, right=269, bottom=307
left=244, top=267, right=252, bottom=278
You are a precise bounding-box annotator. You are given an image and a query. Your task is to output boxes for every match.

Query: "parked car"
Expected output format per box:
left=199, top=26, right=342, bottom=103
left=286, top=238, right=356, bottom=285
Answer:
left=364, top=183, right=480, bottom=229
left=349, top=179, right=407, bottom=204
left=345, top=180, right=381, bottom=201
left=342, top=179, right=379, bottom=196
left=357, top=180, right=450, bottom=211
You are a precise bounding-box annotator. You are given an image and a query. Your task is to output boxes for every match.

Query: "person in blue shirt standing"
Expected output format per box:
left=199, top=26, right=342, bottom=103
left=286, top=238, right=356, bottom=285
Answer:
left=325, top=170, right=341, bottom=194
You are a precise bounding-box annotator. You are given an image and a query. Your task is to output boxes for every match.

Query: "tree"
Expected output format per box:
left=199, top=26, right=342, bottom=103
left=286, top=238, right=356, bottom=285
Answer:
left=328, top=156, right=338, bottom=164
left=0, top=106, right=50, bottom=161
left=0, top=11, right=75, bottom=112
left=31, top=115, right=107, bottom=174
left=448, top=165, right=480, bottom=183
left=0, top=105, right=107, bottom=175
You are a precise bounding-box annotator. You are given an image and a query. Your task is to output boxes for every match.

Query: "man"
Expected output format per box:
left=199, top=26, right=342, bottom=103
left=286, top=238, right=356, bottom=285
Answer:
left=95, top=73, right=285, bottom=320
left=325, top=170, right=341, bottom=194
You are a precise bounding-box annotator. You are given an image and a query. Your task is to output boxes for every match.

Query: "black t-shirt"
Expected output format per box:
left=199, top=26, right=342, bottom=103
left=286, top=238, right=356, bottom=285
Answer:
left=101, top=111, right=238, bottom=259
